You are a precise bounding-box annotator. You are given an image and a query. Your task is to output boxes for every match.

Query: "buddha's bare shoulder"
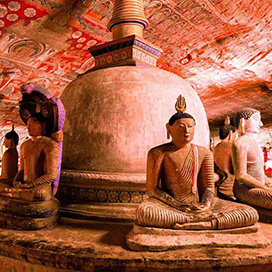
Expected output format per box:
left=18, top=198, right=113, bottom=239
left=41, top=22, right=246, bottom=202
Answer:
left=21, top=138, right=32, bottom=149
left=3, top=148, right=18, bottom=157
left=233, top=135, right=253, bottom=150
left=214, top=141, right=232, bottom=151
left=40, top=137, right=59, bottom=151
left=195, top=144, right=212, bottom=156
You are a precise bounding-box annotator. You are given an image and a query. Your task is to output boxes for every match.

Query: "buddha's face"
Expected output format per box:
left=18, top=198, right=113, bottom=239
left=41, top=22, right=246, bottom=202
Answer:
left=27, top=118, right=43, bottom=136
left=168, top=118, right=195, bottom=145
left=244, top=112, right=263, bottom=134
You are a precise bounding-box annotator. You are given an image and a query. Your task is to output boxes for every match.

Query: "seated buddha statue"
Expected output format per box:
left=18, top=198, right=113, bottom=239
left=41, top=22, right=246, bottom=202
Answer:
left=0, top=127, right=19, bottom=183
left=135, top=96, right=258, bottom=231
left=18, top=82, right=66, bottom=195
left=213, top=117, right=236, bottom=200
left=1, top=117, right=59, bottom=202
left=232, top=108, right=272, bottom=210
left=0, top=83, right=65, bottom=230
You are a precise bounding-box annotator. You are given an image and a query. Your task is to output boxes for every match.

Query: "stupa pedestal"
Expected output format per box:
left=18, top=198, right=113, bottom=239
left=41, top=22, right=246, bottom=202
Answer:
left=58, top=35, right=210, bottom=221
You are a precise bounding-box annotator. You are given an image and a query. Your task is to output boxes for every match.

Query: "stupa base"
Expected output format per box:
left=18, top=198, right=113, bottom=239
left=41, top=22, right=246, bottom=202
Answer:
left=58, top=169, right=146, bottom=222
left=60, top=202, right=139, bottom=222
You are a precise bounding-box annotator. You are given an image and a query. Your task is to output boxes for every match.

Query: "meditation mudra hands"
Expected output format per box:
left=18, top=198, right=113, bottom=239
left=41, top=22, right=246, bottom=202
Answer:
left=186, top=201, right=212, bottom=213
left=172, top=197, right=212, bottom=213
left=12, top=181, right=33, bottom=189
left=0, top=180, right=33, bottom=196
left=12, top=171, right=32, bottom=188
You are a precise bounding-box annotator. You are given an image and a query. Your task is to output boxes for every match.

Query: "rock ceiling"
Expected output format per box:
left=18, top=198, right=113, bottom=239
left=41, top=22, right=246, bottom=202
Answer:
left=0, top=0, right=272, bottom=131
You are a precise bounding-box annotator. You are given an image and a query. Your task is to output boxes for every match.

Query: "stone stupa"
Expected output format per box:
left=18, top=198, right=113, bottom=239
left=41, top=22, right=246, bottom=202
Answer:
left=58, top=0, right=210, bottom=221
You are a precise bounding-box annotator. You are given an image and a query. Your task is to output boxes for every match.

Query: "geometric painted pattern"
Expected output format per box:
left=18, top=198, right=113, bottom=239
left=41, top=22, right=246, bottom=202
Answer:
left=57, top=186, right=147, bottom=203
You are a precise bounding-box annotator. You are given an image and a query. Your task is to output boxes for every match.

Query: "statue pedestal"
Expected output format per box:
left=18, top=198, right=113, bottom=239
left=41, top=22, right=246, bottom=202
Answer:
left=126, top=224, right=270, bottom=252
left=0, top=219, right=271, bottom=271
left=0, top=197, right=60, bottom=230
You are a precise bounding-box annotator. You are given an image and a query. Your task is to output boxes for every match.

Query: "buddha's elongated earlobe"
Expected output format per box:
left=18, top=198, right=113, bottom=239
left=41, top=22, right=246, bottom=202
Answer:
left=166, top=123, right=170, bottom=139
left=240, top=118, right=245, bottom=134
left=228, top=131, right=233, bottom=141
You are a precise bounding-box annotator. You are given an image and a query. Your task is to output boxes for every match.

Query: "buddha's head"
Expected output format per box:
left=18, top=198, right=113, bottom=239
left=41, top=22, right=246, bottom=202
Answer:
left=4, top=129, right=19, bottom=148
left=27, top=117, right=45, bottom=137
left=235, top=108, right=263, bottom=134
left=166, top=95, right=196, bottom=146
left=219, top=125, right=236, bottom=141
left=166, top=112, right=196, bottom=145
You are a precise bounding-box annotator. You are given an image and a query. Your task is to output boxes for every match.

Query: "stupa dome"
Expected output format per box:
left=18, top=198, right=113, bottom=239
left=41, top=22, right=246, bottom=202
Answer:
left=61, top=65, right=209, bottom=173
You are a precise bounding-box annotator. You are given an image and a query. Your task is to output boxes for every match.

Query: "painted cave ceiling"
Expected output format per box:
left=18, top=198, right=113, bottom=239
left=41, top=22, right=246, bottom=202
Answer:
left=0, top=0, right=272, bottom=131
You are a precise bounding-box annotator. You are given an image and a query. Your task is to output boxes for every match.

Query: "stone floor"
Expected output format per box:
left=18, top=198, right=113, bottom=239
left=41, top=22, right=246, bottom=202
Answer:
left=1, top=218, right=272, bottom=271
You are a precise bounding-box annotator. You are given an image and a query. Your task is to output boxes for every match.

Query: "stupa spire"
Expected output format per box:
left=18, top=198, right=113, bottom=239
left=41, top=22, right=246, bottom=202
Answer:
left=107, top=0, right=149, bottom=40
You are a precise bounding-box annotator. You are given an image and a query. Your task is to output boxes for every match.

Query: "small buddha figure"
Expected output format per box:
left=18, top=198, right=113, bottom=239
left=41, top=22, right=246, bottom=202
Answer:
left=135, top=96, right=258, bottom=230
left=0, top=83, right=65, bottom=230
left=1, top=117, right=59, bottom=202
left=0, top=126, right=19, bottom=182
left=232, top=108, right=272, bottom=210
left=214, top=117, right=236, bottom=200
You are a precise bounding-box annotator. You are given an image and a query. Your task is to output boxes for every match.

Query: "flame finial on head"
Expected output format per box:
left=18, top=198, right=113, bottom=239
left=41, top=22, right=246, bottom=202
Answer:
left=175, top=95, right=187, bottom=113
left=224, top=116, right=230, bottom=125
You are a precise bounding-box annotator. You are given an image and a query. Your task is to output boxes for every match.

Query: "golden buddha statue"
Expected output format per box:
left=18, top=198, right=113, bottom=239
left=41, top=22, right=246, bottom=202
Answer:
left=0, top=83, right=65, bottom=230
left=135, top=96, right=258, bottom=231
left=0, top=126, right=19, bottom=183
left=232, top=108, right=272, bottom=210
left=214, top=117, right=237, bottom=200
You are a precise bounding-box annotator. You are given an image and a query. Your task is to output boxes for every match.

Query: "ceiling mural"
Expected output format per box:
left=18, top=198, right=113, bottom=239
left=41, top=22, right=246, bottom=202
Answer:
left=0, top=0, right=272, bottom=131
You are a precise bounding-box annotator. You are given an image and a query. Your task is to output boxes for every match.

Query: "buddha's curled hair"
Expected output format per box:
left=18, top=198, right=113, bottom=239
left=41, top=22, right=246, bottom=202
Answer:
left=5, top=129, right=19, bottom=145
left=219, top=125, right=236, bottom=140
left=234, top=108, right=259, bottom=129
left=169, top=112, right=196, bottom=126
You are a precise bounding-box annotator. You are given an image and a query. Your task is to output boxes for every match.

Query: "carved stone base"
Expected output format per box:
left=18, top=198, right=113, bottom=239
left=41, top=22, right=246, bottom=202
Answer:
left=0, top=219, right=272, bottom=271
left=58, top=170, right=146, bottom=222
left=0, top=197, right=60, bottom=230
left=126, top=224, right=271, bottom=251
left=0, top=212, right=59, bottom=230
left=60, top=202, right=139, bottom=222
